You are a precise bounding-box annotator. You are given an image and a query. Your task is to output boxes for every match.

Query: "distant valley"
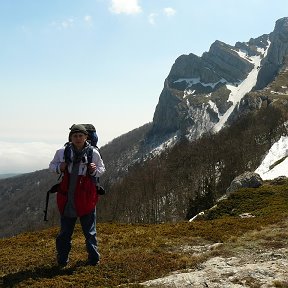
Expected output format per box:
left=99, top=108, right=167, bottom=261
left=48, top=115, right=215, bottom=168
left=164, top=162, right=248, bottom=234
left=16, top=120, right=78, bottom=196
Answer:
left=0, top=173, right=21, bottom=180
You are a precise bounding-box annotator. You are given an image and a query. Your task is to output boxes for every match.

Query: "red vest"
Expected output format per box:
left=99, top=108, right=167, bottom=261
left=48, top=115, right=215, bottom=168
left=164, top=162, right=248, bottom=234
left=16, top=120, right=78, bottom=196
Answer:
left=56, top=171, right=99, bottom=217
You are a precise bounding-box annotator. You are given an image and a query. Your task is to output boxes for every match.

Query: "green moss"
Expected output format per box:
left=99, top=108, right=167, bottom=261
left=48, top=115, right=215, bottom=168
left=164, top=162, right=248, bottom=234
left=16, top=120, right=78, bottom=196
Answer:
left=205, top=183, right=288, bottom=220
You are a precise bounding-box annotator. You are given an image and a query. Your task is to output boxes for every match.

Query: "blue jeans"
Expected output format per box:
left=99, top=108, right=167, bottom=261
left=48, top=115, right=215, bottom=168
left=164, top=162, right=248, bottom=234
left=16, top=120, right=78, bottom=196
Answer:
left=56, top=209, right=100, bottom=265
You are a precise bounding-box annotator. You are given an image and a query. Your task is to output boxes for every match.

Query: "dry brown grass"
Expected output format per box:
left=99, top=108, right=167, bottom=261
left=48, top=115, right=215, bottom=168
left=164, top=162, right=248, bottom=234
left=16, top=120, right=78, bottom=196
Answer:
left=1, top=181, right=288, bottom=287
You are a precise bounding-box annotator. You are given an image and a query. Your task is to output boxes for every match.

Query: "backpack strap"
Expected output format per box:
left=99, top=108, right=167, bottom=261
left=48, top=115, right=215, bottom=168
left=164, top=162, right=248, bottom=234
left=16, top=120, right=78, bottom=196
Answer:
left=94, top=145, right=103, bottom=159
left=64, top=142, right=72, bottom=164
left=85, top=144, right=96, bottom=178
left=64, top=143, right=103, bottom=193
left=64, top=142, right=93, bottom=166
left=86, top=145, right=104, bottom=194
left=86, top=145, right=94, bottom=165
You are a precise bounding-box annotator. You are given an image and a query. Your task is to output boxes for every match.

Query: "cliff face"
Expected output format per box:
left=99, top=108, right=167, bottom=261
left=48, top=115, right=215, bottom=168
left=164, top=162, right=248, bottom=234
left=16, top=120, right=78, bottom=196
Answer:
left=149, top=17, right=288, bottom=146
left=256, top=17, right=288, bottom=89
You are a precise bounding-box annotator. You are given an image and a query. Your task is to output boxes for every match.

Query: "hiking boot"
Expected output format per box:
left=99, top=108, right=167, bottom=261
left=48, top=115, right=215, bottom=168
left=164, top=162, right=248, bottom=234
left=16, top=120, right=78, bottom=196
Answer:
left=57, top=255, right=68, bottom=267
left=57, top=261, right=68, bottom=268
left=87, top=259, right=99, bottom=266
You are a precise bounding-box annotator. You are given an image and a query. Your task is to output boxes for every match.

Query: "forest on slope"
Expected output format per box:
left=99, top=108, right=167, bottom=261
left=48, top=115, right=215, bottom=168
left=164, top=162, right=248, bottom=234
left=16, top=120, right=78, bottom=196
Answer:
left=97, top=104, right=288, bottom=224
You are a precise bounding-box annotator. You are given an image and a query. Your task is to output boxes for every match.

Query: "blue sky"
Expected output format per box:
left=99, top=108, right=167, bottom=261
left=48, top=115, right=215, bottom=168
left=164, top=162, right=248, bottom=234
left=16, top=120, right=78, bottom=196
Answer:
left=0, top=0, right=288, bottom=174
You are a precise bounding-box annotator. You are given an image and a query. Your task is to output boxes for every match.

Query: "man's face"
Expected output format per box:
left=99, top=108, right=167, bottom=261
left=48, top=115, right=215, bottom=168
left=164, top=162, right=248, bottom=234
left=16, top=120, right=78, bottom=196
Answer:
left=71, top=133, right=87, bottom=150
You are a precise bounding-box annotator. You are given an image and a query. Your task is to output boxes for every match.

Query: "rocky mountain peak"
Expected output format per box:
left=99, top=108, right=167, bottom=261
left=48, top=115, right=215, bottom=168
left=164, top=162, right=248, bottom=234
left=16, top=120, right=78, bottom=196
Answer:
left=255, top=17, right=288, bottom=89
left=148, top=17, right=288, bottom=149
left=274, top=16, right=288, bottom=35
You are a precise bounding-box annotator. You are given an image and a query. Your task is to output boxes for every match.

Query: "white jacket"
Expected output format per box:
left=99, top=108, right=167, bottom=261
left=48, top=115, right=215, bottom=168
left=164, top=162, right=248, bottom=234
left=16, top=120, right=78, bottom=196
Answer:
left=49, top=145, right=105, bottom=177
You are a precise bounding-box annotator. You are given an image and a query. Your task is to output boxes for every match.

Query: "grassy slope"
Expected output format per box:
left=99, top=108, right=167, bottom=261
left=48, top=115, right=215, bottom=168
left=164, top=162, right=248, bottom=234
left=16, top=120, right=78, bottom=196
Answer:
left=1, top=180, right=288, bottom=288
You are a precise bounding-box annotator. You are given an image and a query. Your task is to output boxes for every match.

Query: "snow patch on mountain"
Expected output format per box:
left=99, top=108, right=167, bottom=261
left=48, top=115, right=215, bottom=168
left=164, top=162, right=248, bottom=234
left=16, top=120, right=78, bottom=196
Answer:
left=255, top=136, right=288, bottom=180
left=148, top=134, right=179, bottom=157
left=186, top=103, right=215, bottom=140
left=213, top=54, right=262, bottom=132
left=208, top=100, right=219, bottom=115
left=211, top=42, right=271, bottom=132
left=174, top=78, right=227, bottom=91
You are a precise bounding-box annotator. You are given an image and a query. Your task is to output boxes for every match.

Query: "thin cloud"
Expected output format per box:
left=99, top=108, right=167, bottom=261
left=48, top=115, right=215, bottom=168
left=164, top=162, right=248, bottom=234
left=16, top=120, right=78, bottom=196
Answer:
left=84, top=15, right=93, bottom=26
left=0, top=141, right=60, bottom=174
left=50, top=16, right=93, bottom=30
left=110, top=0, right=142, bottom=15
left=84, top=15, right=92, bottom=22
left=148, top=7, right=176, bottom=25
left=148, top=13, right=157, bottom=25
left=50, top=18, right=75, bottom=30
left=163, top=7, right=176, bottom=17
left=61, top=18, right=75, bottom=29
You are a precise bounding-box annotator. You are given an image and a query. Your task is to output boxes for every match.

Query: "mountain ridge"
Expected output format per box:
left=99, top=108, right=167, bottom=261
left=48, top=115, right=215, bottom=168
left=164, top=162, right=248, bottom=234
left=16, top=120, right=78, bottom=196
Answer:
left=147, top=17, right=287, bottom=148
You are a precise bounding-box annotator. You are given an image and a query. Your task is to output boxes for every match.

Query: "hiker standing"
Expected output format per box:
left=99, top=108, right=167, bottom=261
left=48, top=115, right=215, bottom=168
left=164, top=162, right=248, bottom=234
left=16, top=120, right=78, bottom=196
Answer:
left=49, top=124, right=105, bottom=266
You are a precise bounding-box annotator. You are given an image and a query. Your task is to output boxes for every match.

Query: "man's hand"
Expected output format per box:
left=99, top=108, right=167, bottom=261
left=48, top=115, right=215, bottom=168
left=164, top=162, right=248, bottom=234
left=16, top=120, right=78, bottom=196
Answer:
left=60, top=162, right=67, bottom=172
left=88, top=163, right=96, bottom=173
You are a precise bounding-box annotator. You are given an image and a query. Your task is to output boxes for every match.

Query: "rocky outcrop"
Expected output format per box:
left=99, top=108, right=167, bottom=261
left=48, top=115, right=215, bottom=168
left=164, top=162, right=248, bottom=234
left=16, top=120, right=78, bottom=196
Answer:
left=226, top=172, right=263, bottom=194
left=270, top=176, right=288, bottom=185
left=167, top=40, right=254, bottom=85
left=256, top=17, right=288, bottom=89
left=143, top=250, right=288, bottom=287
left=235, top=34, right=270, bottom=57
left=202, top=40, right=254, bottom=82
left=226, top=94, right=267, bottom=125
left=150, top=80, right=182, bottom=136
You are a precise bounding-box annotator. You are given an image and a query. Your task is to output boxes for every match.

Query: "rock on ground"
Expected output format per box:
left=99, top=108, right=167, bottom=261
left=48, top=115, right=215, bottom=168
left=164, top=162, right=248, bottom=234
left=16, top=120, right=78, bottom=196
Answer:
left=142, top=243, right=288, bottom=287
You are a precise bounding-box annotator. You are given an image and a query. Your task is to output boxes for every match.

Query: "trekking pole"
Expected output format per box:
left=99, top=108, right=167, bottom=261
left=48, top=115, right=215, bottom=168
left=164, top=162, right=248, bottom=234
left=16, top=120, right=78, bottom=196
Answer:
left=43, top=183, right=59, bottom=221
left=43, top=190, right=50, bottom=221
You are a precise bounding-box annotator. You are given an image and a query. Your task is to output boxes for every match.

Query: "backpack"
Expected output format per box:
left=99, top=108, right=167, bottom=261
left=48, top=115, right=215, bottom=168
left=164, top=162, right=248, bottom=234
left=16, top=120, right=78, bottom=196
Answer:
left=68, top=123, right=104, bottom=193
left=43, top=124, right=105, bottom=221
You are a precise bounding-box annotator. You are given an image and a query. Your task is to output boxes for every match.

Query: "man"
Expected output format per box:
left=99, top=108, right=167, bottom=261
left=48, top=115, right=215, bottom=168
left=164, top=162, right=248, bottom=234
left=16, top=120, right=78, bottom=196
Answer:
left=49, top=124, right=105, bottom=266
